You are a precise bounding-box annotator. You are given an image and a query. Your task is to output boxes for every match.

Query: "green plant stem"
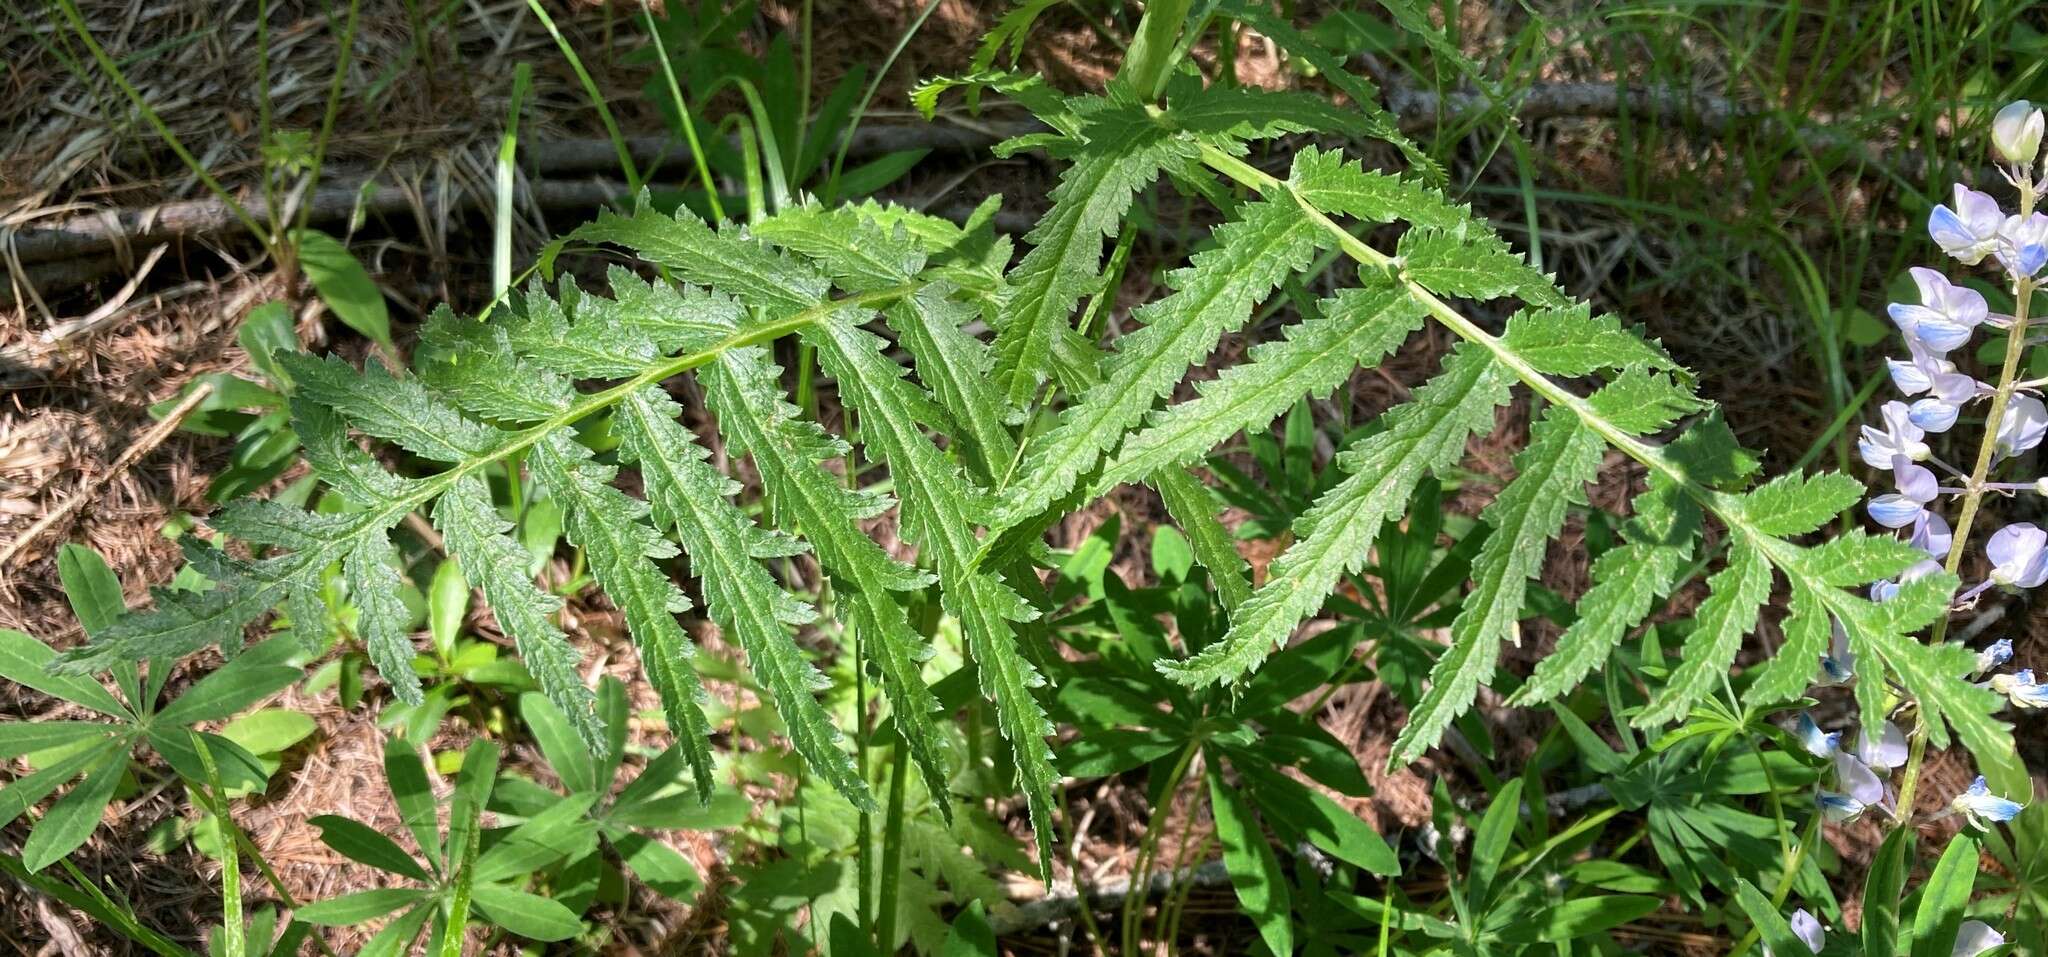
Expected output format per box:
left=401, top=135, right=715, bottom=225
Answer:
left=294, top=0, right=359, bottom=235
left=526, top=0, right=642, bottom=194
left=1122, top=739, right=1200, bottom=954
left=53, top=0, right=271, bottom=247
left=854, top=613, right=872, bottom=932
left=184, top=734, right=341, bottom=957
left=875, top=741, right=909, bottom=950
left=823, top=0, right=945, bottom=204
left=255, top=0, right=277, bottom=252
left=1727, top=811, right=1823, bottom=957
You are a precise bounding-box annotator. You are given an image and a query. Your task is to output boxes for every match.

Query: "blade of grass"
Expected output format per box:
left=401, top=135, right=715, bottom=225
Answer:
left=525, top=0, right=642, bottom=194
left=637, top=0, right=725, bottom=221
left=495, top=63, right=533, bottom=299
left=296, top=0, right=360, bottom=234
left=823, top=0, right=945, bottom=205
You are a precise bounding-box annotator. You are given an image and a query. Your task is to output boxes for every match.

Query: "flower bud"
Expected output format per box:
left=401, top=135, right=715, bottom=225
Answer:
left=1994, top=100, right=2044, bottom=165
left=2036, top=476, right=2048, bottom=496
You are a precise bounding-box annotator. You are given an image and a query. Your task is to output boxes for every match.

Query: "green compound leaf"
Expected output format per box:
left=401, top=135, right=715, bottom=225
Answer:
left=1390, top=407, right=1605, bottom=766
left=433, top=475, right=602, bottom=748
left=1161, top=344, right=1513, bottom=689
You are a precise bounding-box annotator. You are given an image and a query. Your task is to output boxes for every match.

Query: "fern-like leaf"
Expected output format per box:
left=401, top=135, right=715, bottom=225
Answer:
left=1389, top=407, right=1605, bottom=765
left=613, top=385, right=872, bottom=809
left=528, top=434, right=717, bottom=794
left=433, top=475, right=602, bottom=744
left=1160, top=344, right=1514, bottom=688
left=989, top=97, right=1182, bottom=404
left=1510, top=480, right=1697, bottom=705
left=1093, top=283, right=1425, bottom=496
left=996, top=189, right=1331, bottom=528
left=701, top=343, right=953, bottom=815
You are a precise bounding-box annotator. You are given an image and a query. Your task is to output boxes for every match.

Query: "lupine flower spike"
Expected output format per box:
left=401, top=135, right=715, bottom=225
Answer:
left=1950, top=776, right=2025, bottom=830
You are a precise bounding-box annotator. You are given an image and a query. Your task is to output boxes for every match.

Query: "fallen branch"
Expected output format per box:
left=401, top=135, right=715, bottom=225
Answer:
left=10, top=80, right=1973, bottom=300
left=3, top=121, right=1047, bottom=267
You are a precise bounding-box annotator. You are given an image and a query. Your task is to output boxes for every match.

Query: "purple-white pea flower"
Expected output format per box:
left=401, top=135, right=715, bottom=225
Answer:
left=1889, top=267, right=1989, bottom=353
left=1795, top=713, right=1840, bottom=758
left=1833, top=750, right=1888, bottom=809
left=1976, top=638, right=2014, bottom=675
left=1953, top=921, right=2007, bottom=957
left=1907, top=509, right=1954, bottom=560
left=1999, top=212, right=2048, bottom=278
left=1986, top=523, right=2048, bottom=587
left=1870, top=558, right=1944, bottom=603
left=1995, top=394, right=2048, bottom=456
left=1868, top=455, right=1939, bottom=529
left=1900, top=512, right=1949, bottom=557
left=1817, top=618, right=1855, bottom=684
left=1854, top=720, right=1908, bottom=771
left=1994, top=99, right=2045, bottom=165
left=1888, top=341, right=1986, bottom=432
left=1989, top=669, right=2048, bottom=709
left=1930, top=185, right=2006, bottom=265
left=1950, top=776, right=2024, bottom=830
left=1818, top=791, right=1869, bottom=823
left=1859, top=401, right=1932, bottom=468
left=1760, top=909, right=1825, bottom=957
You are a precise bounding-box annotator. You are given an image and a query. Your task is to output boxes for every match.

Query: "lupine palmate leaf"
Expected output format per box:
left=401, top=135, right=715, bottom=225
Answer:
left=1160, top=344, right=1514, bottom=688
left=1389, top=407, right=1605, bottom=765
